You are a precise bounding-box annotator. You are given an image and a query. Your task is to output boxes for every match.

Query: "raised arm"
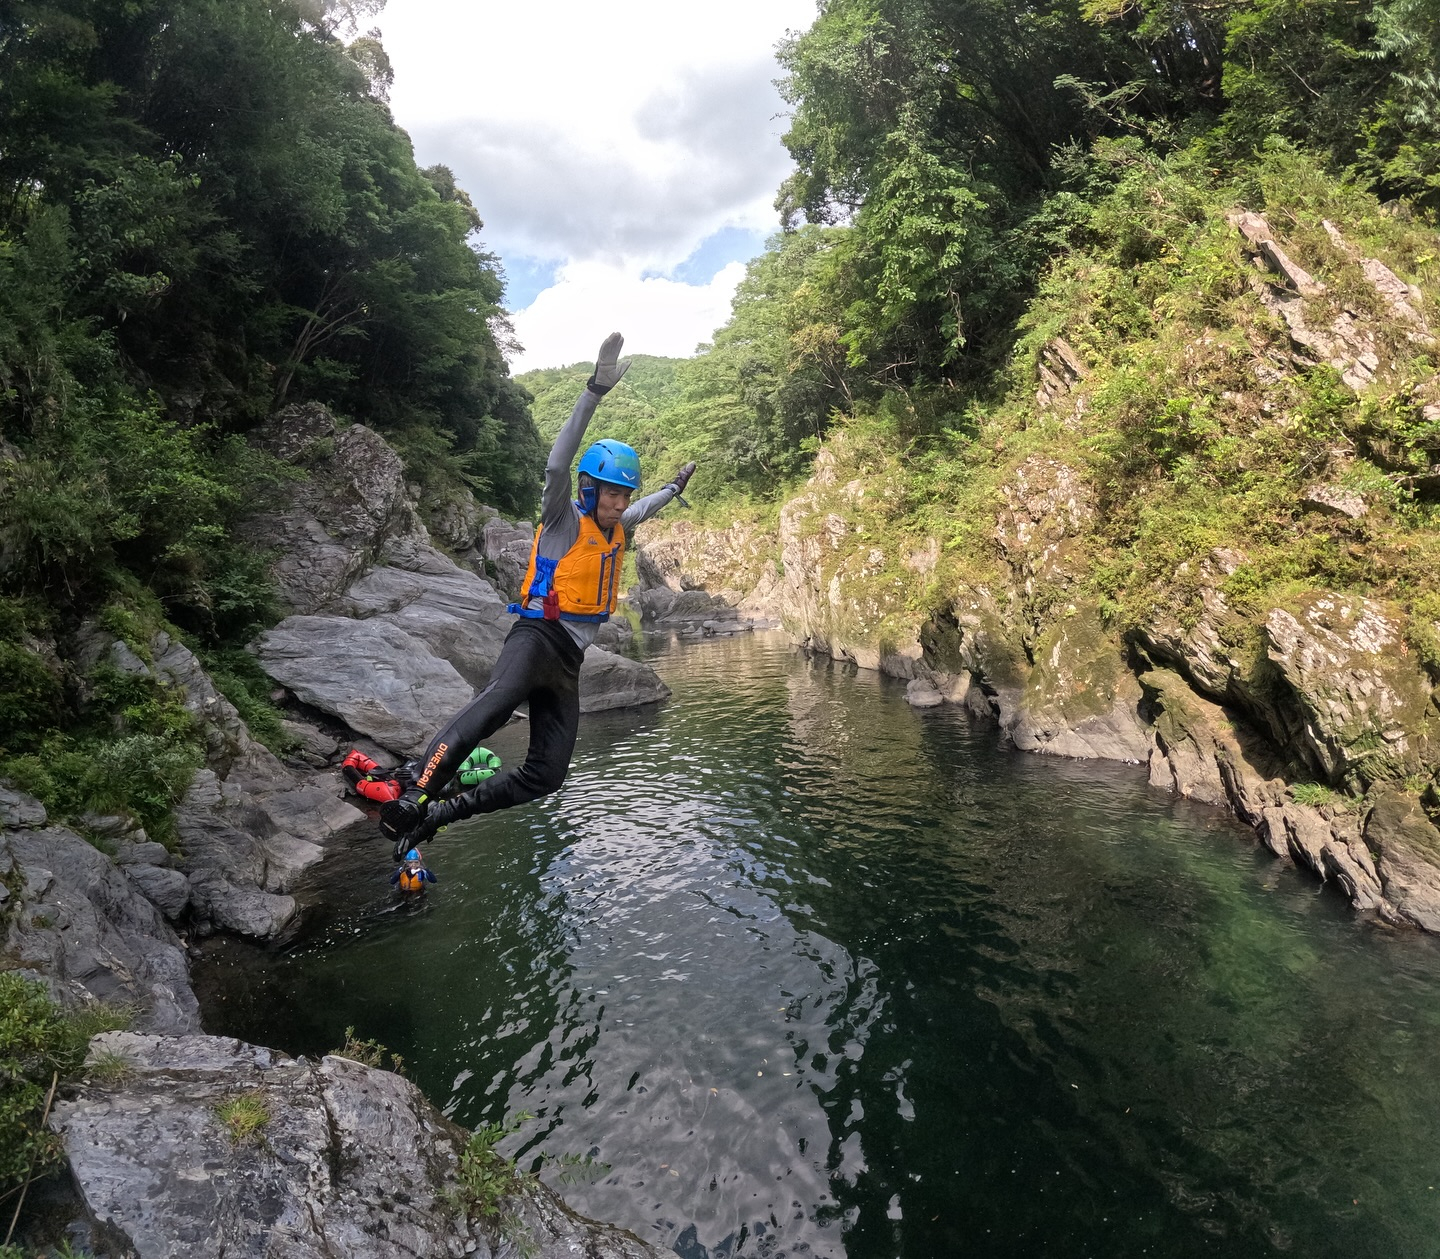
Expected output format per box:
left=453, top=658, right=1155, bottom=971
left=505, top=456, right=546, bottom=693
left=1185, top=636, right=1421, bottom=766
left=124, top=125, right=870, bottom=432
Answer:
left=541, top=388, right=600, bottom=526
left=540, top=332, right=631, bottom=527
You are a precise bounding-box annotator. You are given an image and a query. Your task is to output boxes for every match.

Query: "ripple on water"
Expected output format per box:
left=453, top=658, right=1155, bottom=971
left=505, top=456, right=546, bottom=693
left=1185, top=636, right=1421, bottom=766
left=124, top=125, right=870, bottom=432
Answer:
left=196, top=632, right=1440, bottom=1259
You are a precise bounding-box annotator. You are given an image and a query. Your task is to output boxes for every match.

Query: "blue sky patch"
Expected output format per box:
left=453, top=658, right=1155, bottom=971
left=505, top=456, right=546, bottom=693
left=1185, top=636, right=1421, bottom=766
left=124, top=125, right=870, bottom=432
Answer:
left=500, top=254, right=562, bottom=310
left=673, top=227, right=767, bottom=285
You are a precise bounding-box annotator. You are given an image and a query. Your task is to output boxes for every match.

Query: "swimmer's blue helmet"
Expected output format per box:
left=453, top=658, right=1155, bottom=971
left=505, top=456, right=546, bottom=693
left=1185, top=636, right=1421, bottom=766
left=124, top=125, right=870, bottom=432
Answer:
left=577, top=440, right=641, bottom=512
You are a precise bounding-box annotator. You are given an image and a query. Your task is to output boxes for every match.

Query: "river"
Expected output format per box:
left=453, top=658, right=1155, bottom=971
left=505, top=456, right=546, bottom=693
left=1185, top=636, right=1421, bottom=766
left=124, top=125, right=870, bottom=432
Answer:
left=196, top=631, right=1440, bottom=1258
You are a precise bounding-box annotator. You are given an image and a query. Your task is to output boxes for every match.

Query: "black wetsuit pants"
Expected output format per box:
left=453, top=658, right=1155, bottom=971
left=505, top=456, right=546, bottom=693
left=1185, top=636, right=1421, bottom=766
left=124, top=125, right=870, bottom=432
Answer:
left=412, top=618, right=584, bottom=821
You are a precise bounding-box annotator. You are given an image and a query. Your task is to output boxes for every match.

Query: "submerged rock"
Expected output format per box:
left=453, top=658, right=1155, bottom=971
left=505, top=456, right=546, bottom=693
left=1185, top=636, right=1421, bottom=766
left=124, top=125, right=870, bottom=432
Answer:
left=54, top=1032, right=665, bottom=1259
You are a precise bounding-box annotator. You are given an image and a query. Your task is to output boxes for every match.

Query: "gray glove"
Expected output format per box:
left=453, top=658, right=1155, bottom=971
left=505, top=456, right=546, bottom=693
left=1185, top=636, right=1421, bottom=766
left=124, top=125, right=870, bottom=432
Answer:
left=587, top=332, right=631, bottom=395
left=670, top=462, right=696, bottom=494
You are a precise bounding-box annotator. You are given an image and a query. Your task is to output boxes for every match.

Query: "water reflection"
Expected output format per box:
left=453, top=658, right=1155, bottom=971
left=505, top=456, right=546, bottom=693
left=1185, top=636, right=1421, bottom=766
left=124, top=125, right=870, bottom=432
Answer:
left=197, top=632, right=1440, bottom=1259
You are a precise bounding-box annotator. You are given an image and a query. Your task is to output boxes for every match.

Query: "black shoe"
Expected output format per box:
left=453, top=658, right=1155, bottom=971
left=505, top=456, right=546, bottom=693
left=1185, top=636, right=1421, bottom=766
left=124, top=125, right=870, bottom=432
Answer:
left=389, top=798, right=454, bottom=861
left=379, top=791, right=426, bottom=843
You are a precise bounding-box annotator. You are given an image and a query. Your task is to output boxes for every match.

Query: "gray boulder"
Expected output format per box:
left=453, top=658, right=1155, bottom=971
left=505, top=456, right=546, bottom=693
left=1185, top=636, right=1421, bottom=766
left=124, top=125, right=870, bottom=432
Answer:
left=628, top=584, right=677, bottom=623
left=905, top=678, right=945, bottom=708
left=333, top=561, right=511, bottom=689
left=594, top=617, right=635, bottom=654
left=479, top=515, right=536, bottom=600
left=422, top=485, right=493, bottom=551
left=67, top=623, right=362, bottom=942
left=122, top=865, right=190, bottom=921
left=252, top=615, right=474, bottom=755
left=580, top=647, right=672, bottom=713
left=1, top=820, right=199, bottom=1034
left=238, top=406, right=427, bottom=615
left=185, top=867, right=298, bottom=940
left=0, top=783, right=46, bottom=828
left=54, top=1032, right=666, bottom=1259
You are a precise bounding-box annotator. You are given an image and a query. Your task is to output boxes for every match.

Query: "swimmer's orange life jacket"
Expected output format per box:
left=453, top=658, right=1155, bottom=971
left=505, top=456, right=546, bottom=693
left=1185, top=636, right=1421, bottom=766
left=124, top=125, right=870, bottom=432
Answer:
left=509, top=512, right=624, bottom=623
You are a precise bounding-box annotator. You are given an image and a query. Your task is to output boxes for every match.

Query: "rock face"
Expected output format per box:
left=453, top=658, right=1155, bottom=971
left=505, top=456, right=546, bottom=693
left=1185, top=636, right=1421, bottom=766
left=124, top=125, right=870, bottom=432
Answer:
left=65, top=621, right=363, bottom=941
left=237, top=404, right=428, bottom=615
left=627, top=584, right=757, bottom=637
left=629, top=517, right=779, bottom=633
left=334, top=557, right=513, bottom=689
left=1262, top=593, right=1435, bottom=787
left=633, top=517, right=778, bottom=611
left=254, top=615, right=476, bottom=756
left=993, top=456, right=1094, bottom=636
left=474, top=515, right=536, bottom=600
left=1367, top=788, right=1440, bottom=932
left=54, top=1032, right=666, bottom=1259
left=698, top=420, right=1440, bottom=933
left=1009, top=610, right=1151, bottom=762
left=1, top=805, right=199, bottom=1034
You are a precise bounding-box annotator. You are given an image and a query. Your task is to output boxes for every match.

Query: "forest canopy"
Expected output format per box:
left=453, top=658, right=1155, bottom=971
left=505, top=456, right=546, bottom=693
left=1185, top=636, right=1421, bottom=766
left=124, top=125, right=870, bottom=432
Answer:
left=628, top=0, right=1440, bottom=506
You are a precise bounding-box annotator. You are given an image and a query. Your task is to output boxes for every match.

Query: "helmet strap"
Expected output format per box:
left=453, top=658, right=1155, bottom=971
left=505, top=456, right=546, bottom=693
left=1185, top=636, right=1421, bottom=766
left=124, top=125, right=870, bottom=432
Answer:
left=578, top=473, right=598, bottom=514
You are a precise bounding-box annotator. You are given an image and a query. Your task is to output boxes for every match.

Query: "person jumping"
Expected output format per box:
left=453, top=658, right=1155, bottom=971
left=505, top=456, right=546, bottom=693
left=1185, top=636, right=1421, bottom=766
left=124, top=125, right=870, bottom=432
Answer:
left=378, top=332, right=695, bottom=857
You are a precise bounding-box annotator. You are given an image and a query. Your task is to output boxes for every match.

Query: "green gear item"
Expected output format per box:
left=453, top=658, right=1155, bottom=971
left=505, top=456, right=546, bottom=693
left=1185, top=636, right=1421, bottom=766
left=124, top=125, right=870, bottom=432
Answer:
left=457, top=746, right=501, bottom=787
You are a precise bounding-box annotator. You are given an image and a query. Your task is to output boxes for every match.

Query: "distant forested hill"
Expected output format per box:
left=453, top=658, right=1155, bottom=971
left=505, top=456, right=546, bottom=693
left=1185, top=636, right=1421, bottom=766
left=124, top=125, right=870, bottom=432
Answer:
left=518, top=356, right=684, bottom=443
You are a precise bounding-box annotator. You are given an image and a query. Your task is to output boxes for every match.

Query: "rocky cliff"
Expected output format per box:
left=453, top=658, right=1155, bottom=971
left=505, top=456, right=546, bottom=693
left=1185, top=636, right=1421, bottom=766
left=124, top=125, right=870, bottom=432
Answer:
left=637, top=205, right=1440, bottom=934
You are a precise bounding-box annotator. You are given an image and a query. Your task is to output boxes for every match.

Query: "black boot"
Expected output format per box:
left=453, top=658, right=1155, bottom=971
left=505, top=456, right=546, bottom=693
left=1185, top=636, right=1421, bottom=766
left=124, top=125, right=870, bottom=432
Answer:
left=379, top=789, right=427, bottom=844
left=389, top=797, right=457, bottom=862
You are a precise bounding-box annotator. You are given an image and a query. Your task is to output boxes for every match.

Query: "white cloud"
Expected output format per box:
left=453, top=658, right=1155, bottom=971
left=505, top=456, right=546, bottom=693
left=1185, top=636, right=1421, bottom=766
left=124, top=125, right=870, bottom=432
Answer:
left=377, top=0, right=816, bottom=367
left=509, top=260, right=746, bottom=373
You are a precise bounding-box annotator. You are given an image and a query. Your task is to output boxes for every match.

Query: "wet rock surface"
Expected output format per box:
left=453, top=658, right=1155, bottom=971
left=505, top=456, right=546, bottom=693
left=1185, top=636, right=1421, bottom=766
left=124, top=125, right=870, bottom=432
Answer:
left=54, top=1033, right=666, bottom=1259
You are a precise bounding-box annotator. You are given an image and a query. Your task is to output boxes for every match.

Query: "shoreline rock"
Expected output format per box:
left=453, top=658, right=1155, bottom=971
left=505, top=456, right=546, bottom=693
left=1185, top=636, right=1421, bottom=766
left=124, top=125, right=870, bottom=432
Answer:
left=53, top=1032, right=666, bottom=1259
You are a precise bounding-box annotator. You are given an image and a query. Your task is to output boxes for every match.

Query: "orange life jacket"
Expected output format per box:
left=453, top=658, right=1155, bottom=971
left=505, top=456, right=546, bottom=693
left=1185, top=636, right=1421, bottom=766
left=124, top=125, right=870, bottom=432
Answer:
left=512, top=513, right=624, bottom=623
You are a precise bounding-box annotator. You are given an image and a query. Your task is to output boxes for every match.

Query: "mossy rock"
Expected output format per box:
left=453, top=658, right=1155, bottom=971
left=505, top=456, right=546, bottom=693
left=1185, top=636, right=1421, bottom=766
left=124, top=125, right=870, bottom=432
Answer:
left=1023, top=605, right=1135, bottom=725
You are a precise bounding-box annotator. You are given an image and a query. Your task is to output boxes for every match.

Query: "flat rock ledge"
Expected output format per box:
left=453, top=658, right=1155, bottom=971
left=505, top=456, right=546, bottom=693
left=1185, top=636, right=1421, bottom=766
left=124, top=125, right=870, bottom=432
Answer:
left=54, top=1032, right=667, bottom=1259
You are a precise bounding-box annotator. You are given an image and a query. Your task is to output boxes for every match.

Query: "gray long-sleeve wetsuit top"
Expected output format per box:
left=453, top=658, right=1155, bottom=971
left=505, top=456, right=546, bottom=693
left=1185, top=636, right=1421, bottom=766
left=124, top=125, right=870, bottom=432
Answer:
left=522, top=386, right=680, bottom=650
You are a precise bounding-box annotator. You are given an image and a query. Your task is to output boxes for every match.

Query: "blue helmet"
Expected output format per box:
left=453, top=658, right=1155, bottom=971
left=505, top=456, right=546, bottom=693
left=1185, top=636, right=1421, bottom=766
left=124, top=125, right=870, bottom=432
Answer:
left=577, top=440, right=641, bottom=513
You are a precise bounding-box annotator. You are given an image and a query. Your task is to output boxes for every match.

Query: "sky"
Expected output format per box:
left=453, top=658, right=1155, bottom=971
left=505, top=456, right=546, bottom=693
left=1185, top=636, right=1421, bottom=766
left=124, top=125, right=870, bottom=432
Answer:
left=376, top=0, right=820, bottom=371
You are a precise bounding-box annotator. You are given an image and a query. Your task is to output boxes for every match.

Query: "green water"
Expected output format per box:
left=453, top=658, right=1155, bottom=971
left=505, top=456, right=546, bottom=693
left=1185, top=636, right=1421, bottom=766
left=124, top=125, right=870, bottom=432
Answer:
left=196, top=632, right=1440, bottom=1258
